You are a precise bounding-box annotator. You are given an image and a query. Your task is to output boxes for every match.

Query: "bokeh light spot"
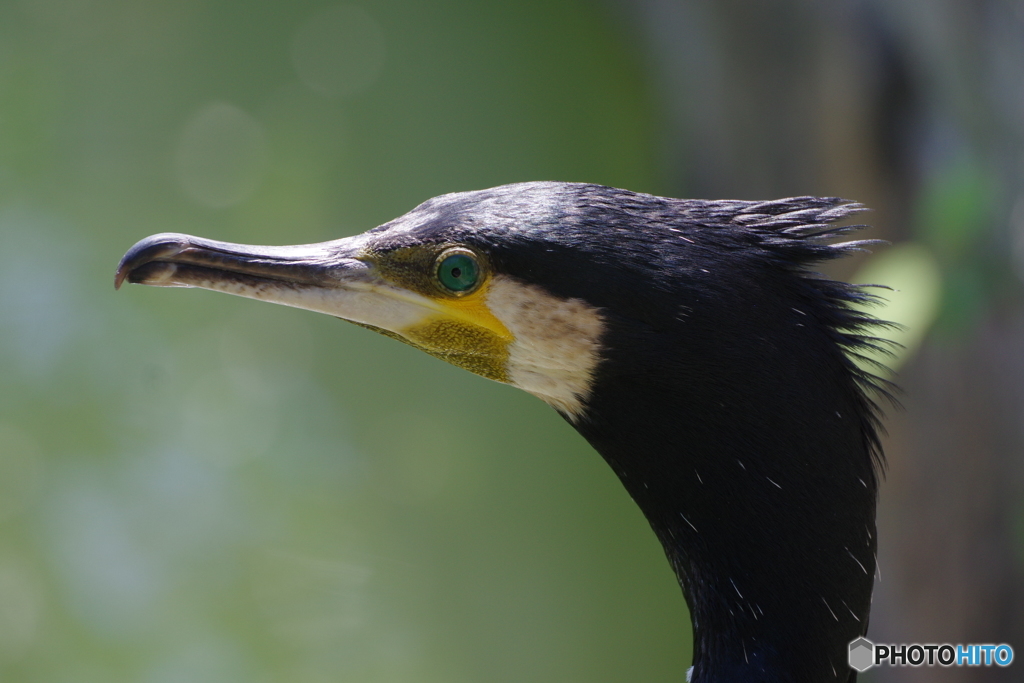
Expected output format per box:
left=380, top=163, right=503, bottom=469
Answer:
left=852, top=241, right=943, bottom=371
left=174, top=103, right=269, bottom=209
left=46, top=476, right=162, bottom=639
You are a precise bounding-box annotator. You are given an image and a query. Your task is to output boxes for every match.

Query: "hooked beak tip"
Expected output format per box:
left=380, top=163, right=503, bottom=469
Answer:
left=115, top=233, right=194, bottom=290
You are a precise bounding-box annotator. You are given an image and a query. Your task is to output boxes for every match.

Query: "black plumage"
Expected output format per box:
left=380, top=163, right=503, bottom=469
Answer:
left=116, top=182, right=893, bottom=683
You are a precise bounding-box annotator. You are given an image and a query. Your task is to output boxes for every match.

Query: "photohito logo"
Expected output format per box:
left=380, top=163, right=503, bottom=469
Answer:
left=848, top=637, right=1014, bottom=672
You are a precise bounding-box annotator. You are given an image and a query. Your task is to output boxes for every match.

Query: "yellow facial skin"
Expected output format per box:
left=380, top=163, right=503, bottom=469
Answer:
left=367, top=246, right=515, bottom=383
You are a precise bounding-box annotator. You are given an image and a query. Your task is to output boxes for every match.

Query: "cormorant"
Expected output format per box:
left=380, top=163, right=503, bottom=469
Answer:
left=116, top=182, right=891, bottom=683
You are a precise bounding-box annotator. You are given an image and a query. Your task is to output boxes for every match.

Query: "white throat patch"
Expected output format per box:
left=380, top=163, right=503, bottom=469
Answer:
left=486, top=275, right=604, bottom=420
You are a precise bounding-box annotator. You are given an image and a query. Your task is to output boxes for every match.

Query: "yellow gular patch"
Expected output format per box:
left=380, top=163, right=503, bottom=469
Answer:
left=399, top=282, right=515, bottom=382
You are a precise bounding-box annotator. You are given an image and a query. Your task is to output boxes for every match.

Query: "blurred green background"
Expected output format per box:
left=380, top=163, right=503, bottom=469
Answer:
left=1, top=1, right=1021, bottom=682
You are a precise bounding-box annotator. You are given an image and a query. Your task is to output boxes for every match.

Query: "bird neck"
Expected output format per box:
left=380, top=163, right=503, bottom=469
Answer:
left=573, top=324, right=879, bottom=682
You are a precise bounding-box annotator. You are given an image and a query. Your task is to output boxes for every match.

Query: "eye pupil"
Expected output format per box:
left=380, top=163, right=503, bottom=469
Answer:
left=437, top=251, right=479, bottom=293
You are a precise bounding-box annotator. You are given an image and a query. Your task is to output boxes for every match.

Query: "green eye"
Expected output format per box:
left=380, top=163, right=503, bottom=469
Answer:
left=436, top=250, right=480, bottom=293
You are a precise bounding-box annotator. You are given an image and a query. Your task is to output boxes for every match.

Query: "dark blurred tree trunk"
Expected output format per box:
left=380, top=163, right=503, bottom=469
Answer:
left=611, top=0, right=1024, bottom=679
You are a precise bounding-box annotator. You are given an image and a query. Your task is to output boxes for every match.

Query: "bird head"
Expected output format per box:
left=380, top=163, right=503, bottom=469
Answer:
left=117, top=182, right=878, bottom=421
left=117, top=182, right=662, bottom=419
left=117, top=181, right=890, bottom=682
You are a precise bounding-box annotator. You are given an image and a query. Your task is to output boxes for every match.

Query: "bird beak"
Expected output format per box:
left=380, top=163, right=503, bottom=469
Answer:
left=114, top=232, right=439, bottom=333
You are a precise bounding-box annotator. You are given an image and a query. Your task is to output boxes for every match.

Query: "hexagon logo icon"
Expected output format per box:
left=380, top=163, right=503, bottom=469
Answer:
left=848, top=637, right=875, bottom=672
